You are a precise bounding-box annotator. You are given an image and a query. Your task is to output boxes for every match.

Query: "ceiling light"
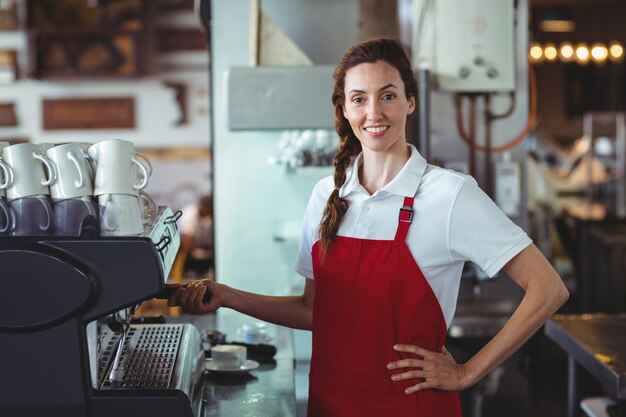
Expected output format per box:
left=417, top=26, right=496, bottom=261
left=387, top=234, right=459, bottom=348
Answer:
left=529, top=42, right=544, bottom=63
left=559, top=42, right=574, bottom=63
left=609, top=41, right=624, bottom=62
left=590, top=43, right=608, bottom=64
left=575, top=43, right=590, bottom=65
left=544, top=43, right=558, bottom=62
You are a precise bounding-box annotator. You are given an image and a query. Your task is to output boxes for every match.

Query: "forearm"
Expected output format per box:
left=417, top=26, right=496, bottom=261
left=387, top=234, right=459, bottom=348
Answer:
left=221, top=285, right=313, bottom=331
left=463, top=286, right=560, bottom=385
left=462, top=248, right=568, bottom=386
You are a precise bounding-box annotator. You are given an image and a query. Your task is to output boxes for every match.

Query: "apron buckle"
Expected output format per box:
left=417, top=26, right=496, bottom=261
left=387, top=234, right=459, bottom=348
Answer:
left=399, top=205, right=413, bottom=223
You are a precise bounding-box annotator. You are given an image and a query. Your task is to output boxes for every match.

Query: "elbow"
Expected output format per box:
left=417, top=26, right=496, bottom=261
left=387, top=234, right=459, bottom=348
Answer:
left=551, top=281, right=570, bottom=313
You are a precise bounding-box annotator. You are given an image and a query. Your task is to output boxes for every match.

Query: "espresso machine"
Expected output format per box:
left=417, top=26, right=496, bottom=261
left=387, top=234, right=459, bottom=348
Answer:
left=0, top=207, right=205, bottom=417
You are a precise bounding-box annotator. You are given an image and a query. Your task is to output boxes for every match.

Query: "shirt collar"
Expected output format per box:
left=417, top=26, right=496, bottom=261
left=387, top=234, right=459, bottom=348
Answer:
left=339, top=144, right=427, bottom=198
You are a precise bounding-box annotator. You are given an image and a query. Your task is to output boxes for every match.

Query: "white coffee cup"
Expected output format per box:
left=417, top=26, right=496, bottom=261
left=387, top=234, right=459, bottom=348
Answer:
left=211, top=344, right=247, bottom=369
left=1, top=143, right=57, bottom=199
left=0, top=141, right=14, bottom=197
left=47, top=143, right=94, bottom=199
left=98, top=192, right=156, bottom=236
left=53, top=196, right=99, bottom=236
left=88, top=139, right=150, bottom=196
left=7, top=195, right=54, bottom=236
left=99, top=193, right=144, bottom=236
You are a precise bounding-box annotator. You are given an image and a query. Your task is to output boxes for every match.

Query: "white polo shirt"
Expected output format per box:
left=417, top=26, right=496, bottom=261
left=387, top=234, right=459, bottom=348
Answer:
left=295, top=144, right=532, bottom=327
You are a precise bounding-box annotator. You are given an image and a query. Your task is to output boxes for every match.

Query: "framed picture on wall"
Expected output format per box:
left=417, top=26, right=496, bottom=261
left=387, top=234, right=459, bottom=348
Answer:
left=0, top=50, right=18, bottom=83
left=0, top=103, right=17, bottom=127
left=0, top=2, right=18, bottom=31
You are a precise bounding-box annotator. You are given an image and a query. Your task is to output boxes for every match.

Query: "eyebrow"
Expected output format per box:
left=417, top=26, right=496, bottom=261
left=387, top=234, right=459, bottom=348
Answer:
left=348, top=83, right=399, bottom=94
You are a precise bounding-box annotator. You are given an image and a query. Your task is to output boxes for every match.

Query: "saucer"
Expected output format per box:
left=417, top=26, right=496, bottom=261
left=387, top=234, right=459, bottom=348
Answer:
left=205, top=359, right=260, bottom=374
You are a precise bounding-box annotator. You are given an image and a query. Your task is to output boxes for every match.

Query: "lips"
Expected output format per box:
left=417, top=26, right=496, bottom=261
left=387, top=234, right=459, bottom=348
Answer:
left=364, top=125, right=389, bottom=135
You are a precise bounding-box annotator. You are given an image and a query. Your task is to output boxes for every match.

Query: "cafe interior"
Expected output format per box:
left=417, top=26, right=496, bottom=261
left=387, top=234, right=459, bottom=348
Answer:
left=0, top=0, right=625, bottom=416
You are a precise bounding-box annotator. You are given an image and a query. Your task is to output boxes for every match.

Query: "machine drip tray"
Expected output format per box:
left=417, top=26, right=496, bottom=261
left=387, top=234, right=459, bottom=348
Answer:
left=99, top=324, right=184, bottom=389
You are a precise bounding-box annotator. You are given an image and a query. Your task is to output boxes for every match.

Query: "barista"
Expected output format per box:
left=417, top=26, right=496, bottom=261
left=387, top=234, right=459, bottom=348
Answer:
left=168, top=38, right=569, bottom=416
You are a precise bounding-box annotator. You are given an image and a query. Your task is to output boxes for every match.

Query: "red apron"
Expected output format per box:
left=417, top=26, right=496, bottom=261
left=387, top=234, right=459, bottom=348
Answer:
left=308, top=196, right=462, bottom=416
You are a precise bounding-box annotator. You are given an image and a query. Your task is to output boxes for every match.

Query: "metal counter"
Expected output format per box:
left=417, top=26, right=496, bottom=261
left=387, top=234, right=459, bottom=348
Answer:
left=168, top=312, right=298, bottom=417
left=545, top=314, right=626, bottom=417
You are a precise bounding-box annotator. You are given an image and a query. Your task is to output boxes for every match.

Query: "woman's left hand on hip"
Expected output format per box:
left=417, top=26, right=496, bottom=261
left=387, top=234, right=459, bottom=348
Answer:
left=387, top=344, right=469, bottom=393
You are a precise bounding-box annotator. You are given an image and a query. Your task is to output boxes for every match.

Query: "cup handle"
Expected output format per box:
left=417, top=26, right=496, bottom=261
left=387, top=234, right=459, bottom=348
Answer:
left=66, top=150, right=84, bottom=188
left=135, top=151, right=153, bottom=176
left=0, top=159, right=14, bottom=189
left=33, top=152, right=58, bottom=187
left=139, top=189, right=157, bottom=219
left=7, top=202, right=17, bottom=234
left=0, top=202, right=10, bottom=233
left=132, top=155, right=149, bottom=190
left=37, top=198, right=52, bottom=231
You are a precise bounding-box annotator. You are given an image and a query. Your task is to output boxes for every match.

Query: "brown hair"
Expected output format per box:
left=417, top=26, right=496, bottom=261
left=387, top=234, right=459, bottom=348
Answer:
left=317, top=38, right=418, bottom=262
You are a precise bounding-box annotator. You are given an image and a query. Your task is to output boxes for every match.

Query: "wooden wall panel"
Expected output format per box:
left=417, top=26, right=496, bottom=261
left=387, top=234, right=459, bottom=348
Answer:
left=42, top=97, right=135, bottom=130
left=0, top=103, right=17, bottom=127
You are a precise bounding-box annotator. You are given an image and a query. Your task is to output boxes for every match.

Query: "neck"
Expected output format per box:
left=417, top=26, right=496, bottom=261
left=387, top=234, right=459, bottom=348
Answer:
left=359, top=143, right=410, bottom=195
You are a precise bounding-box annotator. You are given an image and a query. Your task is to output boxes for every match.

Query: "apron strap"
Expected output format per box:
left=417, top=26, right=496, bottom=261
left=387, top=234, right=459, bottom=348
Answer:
left=394, top=196, right=414, bottom=242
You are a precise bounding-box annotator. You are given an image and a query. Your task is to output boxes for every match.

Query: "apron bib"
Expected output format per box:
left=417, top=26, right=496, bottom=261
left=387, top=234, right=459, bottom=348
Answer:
left=308, top=196, right=462, bottom=416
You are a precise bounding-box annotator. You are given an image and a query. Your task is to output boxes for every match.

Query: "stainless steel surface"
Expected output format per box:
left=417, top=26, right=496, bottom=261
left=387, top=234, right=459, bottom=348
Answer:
left=99, top=324, right=184, bottom=389
left=141, top=206, right=181, bottom=279
left=107, top=326, right=127, bottom=383
left=97, top=324, right=204, bottom=389
left=227, top=66, right=335, bottom=130
left=545, top=314, right=626, bottom=417
left=169, top=312, right=298, bottom=417
left=97, top=323, right=204, bottom=417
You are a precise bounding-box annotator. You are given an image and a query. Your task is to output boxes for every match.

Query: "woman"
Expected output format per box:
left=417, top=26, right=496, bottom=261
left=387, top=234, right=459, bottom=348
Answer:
left=168, top=38, right=569, bottom=416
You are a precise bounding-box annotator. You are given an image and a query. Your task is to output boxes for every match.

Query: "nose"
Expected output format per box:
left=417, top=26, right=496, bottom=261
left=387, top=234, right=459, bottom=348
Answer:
left=366, top=100, right=382, bottom=121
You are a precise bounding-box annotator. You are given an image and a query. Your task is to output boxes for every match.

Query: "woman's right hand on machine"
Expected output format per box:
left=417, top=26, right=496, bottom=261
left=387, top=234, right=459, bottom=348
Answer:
left=167, top=280, right=221, bottom=314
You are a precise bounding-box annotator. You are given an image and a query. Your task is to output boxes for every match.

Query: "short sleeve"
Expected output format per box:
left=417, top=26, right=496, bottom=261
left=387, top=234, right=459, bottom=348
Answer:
left=295, top=178, right=333, bottom=279
left=449, top=178, right=532, bottom=277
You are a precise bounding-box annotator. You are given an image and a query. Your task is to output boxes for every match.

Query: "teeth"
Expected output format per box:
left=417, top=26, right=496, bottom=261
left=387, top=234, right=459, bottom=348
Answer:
left=366, top=126, right=388, bottom=133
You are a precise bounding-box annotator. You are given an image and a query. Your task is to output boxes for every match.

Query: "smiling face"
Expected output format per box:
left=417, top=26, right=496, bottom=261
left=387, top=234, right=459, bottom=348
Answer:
left=342, top=60, right=415, bottom=155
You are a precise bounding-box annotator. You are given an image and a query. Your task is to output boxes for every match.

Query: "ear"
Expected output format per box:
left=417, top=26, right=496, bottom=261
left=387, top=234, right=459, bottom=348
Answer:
left=407, top=96, right=416, bottom=115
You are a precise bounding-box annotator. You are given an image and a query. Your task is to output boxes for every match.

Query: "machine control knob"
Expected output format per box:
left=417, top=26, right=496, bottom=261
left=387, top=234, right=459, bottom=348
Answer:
left=487, top=67, right=499, bottom=78
left=459, top=66, right=471, bottom=79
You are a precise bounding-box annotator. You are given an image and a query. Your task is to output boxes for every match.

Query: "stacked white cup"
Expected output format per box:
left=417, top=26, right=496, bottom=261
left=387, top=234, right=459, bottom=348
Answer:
left=1, top=142, right=56, bottom=236
left=88, top=139, right=154, bottom=236
left=46, top=143, right=99, bottom=236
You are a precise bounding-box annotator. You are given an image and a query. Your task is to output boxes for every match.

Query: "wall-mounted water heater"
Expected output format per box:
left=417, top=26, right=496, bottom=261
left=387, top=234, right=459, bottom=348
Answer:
left=434, top=0, right=516, bottom=92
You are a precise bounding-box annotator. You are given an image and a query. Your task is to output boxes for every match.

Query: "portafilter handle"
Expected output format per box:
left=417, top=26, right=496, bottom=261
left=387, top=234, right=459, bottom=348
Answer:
left=154, top=284, right=212, bottom=304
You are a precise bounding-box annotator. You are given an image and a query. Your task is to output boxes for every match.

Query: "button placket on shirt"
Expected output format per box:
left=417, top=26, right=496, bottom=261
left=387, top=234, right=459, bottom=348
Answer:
left=355, top=197, right=375, bottom=234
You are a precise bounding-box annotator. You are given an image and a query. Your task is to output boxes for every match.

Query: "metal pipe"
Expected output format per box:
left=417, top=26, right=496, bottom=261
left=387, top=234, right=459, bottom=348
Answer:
left=567, top=355, right=577, bottom=417
left=417, top=68, right=431, bottom=160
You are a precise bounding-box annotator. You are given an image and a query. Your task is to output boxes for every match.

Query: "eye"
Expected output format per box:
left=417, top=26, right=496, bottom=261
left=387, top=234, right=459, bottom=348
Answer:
left=381, top=93, right=396, bottom=101
left=351, top=96, right=365, bottom=104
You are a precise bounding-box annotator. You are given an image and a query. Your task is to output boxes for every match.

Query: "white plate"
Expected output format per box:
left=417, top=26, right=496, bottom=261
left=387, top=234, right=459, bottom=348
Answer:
left=205, top=359, right=260, bottom=374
